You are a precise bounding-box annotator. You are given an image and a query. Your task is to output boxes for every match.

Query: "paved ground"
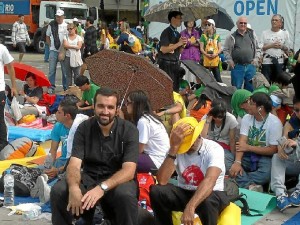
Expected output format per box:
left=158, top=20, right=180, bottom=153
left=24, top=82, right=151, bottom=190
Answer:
left=1, top=51, right=299, bottom=225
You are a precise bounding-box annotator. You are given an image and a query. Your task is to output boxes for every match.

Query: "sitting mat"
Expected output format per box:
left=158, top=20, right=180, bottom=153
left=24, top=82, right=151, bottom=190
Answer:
left=8, top=126, right=52, bottom=142
left=0, top=193, right=39, bottom=205
left=282, top=212, right=300, bottom=225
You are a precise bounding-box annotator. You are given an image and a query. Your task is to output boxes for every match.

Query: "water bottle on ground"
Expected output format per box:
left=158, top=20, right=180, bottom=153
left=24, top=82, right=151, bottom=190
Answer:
left=44, top=154, right=53, bottom=170
left=23, top=208, right=41, bottom=220
left=3, top=169, right=14, bottom=207
left=41, top=111, right=47, bottom=127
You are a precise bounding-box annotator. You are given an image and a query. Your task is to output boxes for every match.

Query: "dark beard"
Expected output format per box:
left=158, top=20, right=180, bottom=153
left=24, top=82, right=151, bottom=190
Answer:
left=95, top=114, right=115, bottom=126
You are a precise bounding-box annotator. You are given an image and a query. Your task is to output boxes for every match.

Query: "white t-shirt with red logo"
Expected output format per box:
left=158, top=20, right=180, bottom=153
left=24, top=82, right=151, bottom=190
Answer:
left=175, top=138, right=225, bottom=191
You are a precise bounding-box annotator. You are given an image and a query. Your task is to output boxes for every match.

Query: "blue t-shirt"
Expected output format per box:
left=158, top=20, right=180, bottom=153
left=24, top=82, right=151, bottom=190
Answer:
left=51, top=122, right=70, bottom=161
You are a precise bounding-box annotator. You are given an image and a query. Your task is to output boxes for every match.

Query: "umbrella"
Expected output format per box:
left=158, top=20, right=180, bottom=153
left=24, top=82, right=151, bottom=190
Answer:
left=130, top=28, right=143, bottom=39
left=144, top=0, right=218, bottom=23
left=4, top=62, right=51, bottom=87
left=86, top=50, right=173, bottom=110
left=208, top=2, right=234, bottom=31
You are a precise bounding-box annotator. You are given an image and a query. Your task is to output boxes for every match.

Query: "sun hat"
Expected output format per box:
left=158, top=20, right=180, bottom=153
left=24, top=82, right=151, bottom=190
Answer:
left=207, top=19, right=215, bottom=26
left=172, top=117, right=206, bottom=154
left=55, top=9, right=64, bottom=16
left=270, top=94, right=282, bottom=107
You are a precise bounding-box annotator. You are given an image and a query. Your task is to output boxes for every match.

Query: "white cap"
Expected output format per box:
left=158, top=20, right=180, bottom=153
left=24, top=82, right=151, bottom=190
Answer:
left=247, top=23, right=252, bottom=29
left=207, top=19, right=215, bottom=26
left=73, top=18, right=78, bottom=22
left=270, top=95, right=282, bottom=107
left=55, top=9, right=64, bottom=16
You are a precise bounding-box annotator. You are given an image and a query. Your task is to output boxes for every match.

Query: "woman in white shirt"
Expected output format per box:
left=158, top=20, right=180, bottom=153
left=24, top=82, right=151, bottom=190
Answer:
left=126, top=90, right=170, bottom=173
left=63, top=23, right=83, bottom=88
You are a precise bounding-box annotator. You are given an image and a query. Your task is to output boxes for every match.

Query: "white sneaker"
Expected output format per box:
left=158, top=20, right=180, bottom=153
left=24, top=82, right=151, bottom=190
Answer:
left=249, top=184, right=263, bottom=192
left=37, top=175, right=51, bottom=203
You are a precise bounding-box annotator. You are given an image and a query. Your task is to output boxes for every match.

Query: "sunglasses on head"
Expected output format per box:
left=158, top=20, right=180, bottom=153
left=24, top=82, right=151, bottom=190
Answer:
left=294, top=108, right=300, bottom=113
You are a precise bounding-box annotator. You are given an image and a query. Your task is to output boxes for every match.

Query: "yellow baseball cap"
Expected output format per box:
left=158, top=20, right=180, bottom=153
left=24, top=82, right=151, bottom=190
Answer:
left=172, top=117, right=206, bottom=154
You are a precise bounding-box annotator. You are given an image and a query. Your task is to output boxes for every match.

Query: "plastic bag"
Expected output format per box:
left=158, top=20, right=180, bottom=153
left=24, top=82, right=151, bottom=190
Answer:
left=11, top=97, right=22, bottom=121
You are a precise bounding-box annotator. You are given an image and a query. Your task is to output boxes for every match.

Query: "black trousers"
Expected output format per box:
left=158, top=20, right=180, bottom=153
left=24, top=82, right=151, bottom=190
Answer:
left=261, top=62, right=283, bottom=84
left=0, top=91, right=8, bottom=150
left=158, top=60, right=180, bottom=92
left=50, top=175, right=138, bottom=225
left=150, top=184, right=229, bottom=225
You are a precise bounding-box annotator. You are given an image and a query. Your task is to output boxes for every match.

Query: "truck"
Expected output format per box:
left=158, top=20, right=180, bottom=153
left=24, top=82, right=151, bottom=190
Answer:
left=0, top=0, right=99, bottom=53
left=148, top=0, right=300, bottom=52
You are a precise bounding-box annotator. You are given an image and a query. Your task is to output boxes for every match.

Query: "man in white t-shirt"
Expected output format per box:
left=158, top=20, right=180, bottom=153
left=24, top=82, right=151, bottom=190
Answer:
left=261, top=14, right=290, bottom=83
left=227, top=92, right=282, bottom=192
left=46, top=9, right=68, bottom=93
left=0, top=44, right=18, bottom=150
left=150, top=117, right=229, bottom=225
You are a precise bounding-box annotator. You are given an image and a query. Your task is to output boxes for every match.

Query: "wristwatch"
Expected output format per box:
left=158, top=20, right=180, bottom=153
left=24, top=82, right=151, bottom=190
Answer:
left=99, top=182, right=109, bottom=193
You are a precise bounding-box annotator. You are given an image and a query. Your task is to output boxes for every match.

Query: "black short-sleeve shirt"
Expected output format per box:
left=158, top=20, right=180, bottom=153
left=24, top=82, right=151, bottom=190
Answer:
left=72, top=117, right=139, bottom=180
left=158, top=26, right=180, bottom=61
left=24, top=84, right=43, bottom=100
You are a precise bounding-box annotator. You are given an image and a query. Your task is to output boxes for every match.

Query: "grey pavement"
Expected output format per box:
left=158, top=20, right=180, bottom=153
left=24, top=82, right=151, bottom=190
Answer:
left=2, top=51, right=300, bottom=225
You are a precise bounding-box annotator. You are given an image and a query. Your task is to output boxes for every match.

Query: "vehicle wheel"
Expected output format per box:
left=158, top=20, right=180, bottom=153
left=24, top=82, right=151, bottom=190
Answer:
left=35, top=36, right=45, bottom=54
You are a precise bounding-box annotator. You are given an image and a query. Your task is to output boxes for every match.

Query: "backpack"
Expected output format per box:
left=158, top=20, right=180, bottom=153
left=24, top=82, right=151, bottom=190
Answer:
left=0, top=137, right=37, bottom=160
left=125, top=32, right=142, bottom=54
left=137, top=173, right=156, bottom=208
left=224, top=178, right=263, bottom=216
left=0, top=164, right=42, bottom=196
left=202, top=34, right=220, bottom=67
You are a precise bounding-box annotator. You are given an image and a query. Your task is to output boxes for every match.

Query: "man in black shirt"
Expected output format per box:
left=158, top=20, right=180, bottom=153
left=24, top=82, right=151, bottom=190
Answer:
left=158, top=11, right=187, bottom=92
left=50, top=87, right=139, bottom=225
left=80, top=16, right=98, bottom=75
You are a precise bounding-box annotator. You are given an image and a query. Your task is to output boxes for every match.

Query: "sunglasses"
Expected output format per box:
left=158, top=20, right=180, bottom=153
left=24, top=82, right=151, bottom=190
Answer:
left=294, top=108, right=300, bottom=113
left=67, top=28, right=74, bottom=31
left=239, top=22, right=247, bottom=25
left=213, top=114, right=225, bottom=119
left=205, top=23, right=212, bottom=27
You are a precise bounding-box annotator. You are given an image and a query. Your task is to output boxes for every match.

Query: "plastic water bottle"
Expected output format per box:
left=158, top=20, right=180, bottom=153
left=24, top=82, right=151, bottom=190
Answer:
left=3, top=169, right=14, bottom=207
left=41, top=111, right=47, bottom=127
left=44, top=154, right=53, bottom=170
left=23, top=208, right=41, bottom=220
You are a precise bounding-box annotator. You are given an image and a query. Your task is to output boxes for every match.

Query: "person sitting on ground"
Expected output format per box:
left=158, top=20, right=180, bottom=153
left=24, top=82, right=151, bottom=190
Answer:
left=126, top=90, right=170, bottom=173
left=178, top=67, right=191, bottom=107
left=18, top=72, right=44, bottom=117
left=50, top=87, right=139, bottom=225
left=201, top=99, right=238, bottom=154
left=75, top=76, right=100, bottom=116
left=270, top=96, right=300, bottom=211
left=226, top=92, right=283, bottom=191
left=150, top=117, right=230, bottom=225
left=189, top=94, right=211, bottom=122
left=30, top=99, right=85, bottom=203
left=156, top=91, right=187, bottom=133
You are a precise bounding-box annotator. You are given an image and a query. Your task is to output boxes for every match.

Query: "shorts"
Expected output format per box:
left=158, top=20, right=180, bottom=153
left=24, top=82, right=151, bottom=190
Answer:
left=16, top=42, right=26, bottom=53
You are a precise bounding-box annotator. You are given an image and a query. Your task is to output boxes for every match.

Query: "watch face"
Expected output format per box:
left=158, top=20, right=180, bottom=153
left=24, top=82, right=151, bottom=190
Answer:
left=101, top=183, right=108, bottom=191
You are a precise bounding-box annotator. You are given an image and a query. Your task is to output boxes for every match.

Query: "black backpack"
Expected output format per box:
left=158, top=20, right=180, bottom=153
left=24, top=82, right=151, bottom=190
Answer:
left=224, top=178, right=263, bottom=216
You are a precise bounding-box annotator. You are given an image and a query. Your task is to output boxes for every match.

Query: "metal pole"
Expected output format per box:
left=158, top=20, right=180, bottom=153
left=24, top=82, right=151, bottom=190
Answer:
left=137, top=0, right=140, bottom=25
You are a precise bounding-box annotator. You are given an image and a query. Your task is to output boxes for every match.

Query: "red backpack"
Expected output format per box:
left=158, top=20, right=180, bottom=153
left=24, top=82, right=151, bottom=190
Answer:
left=137, top=173, right=156, bottom=208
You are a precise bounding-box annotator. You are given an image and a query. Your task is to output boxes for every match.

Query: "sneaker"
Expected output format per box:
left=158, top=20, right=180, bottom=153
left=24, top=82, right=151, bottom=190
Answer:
left=289, top=189, right=300, bottom=206
left=30, top=174, right=48, bottom=198
left=277, top=194, right=292, bottom=211
left=248, top=184, right=263, bottom=192
left=37, top=175, right=51, bottom=203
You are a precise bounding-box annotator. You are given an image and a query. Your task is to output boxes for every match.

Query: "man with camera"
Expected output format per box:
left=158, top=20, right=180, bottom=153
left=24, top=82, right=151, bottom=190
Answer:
left=270, top=96, right=300, bottom=211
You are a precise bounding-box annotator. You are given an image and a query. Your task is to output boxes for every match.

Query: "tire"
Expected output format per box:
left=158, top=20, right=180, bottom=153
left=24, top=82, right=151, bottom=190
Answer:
left=34, top=36, right=45, bottom=54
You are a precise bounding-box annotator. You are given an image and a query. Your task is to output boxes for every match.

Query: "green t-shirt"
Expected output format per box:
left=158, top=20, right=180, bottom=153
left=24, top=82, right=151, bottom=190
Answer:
left=82, top=84, right=100, bottom=105
left=200, top=33, right=221, bottom=47
left=194, top=85, right=206, bottom=97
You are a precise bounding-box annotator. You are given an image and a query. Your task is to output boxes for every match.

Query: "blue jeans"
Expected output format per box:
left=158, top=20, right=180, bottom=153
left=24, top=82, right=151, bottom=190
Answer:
left=44, top=43, right=50, bottom=62
left=48, top=50, right=67, bottom=90
left=225, top=150, right=272, bottom=188
left=231, top=64, right=256, bottom=92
